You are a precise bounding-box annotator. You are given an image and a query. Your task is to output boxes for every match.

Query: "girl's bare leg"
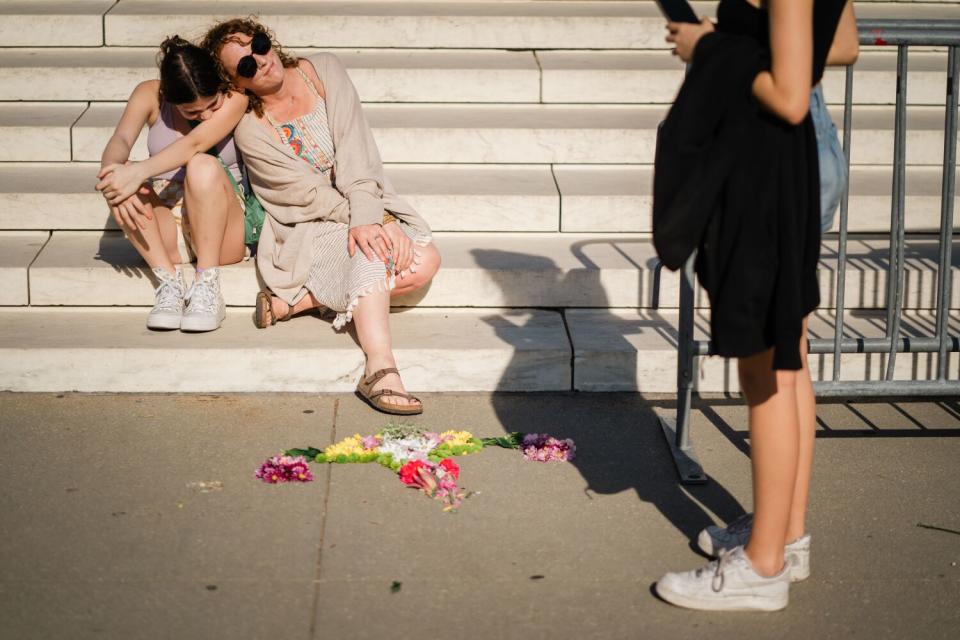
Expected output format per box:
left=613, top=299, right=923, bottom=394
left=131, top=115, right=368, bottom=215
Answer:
left=182, top=154, right=245, bottom=269
left=121, top=190, right=181, bottom=274
left=738, top=347, right=801, bottom=577
left=788, top=317, right=816, bottom=541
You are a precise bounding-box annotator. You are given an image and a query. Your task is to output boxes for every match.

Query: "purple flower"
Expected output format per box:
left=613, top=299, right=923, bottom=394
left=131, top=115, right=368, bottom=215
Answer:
left=255, top=455, right=314, bottom=484
left=521, top=434, right=575, bottom=463
left=361, top=435, right=380, bottom=450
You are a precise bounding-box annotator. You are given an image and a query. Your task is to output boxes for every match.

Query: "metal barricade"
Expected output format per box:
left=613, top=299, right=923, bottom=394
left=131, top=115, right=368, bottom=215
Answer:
left=659, top=20, right=960, bottom=484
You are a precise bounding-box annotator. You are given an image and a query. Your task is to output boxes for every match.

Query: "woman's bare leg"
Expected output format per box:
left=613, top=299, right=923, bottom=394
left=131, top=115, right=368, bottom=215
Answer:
left=182, top=154, right=245, bottom=269
left=788, top=317, right=816, bottom=541
left=352, top=285, right=419, bottom=408
left=738, top=347, right=801, bottom=577
left=391, top=242, right=441, bottom=297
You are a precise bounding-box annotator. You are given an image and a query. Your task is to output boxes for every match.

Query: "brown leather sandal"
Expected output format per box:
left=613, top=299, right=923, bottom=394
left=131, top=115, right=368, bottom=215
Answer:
left=254, top=291, right=295, bottom=329
left=356, top=367, right=423, bottom=416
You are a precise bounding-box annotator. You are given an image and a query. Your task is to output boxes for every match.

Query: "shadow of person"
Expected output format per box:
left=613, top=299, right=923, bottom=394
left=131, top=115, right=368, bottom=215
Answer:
left=472, top=246, right=746, bottom=542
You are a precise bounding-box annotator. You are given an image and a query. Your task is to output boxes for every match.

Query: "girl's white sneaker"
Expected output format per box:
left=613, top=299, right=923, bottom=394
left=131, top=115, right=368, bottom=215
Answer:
left=146, top=267, right=185, bottom=330
left=655, top=546, right=790, bottom=612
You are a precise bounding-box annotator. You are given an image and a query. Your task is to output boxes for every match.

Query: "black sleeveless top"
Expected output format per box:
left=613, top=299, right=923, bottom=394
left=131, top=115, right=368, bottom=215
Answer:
left=717, top=0, right=847, bottom=85
left=695, top=0, right=848, bottom=370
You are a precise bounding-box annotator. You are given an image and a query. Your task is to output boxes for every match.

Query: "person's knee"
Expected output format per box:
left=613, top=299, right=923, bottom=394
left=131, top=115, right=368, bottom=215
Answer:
left=417, top=243, right=441, bottom=280
left=184, top=154, right=223, bottom=194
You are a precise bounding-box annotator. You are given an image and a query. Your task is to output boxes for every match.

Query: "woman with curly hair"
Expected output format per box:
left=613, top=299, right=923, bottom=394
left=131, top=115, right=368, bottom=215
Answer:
left=97, top=36, right=250, bottom=332
left=202, top=18, right=441, bottom=415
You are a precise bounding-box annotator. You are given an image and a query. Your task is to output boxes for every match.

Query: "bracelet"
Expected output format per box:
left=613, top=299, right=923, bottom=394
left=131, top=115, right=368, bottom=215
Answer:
left=382, top=212, right=398, bottom=226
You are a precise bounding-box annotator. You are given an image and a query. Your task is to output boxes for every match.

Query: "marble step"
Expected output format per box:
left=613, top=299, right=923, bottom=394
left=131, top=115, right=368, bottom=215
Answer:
left=0, top=306, right=953, bottom=394
left=570, top=308, right=960, bottom=393
left=21, top=231, right=960, bottom=311
left=1, top=47, right=952, bottom=106
left=0, top=163, right=561, bottom=233
left=0, top=0, right=113, bottom=47
left=59, top=102, right=960, bottom=165
left=0, top=48, right=540, bottom=104
left=5, top=1, right=958, bottom=52
left=0, top=232, right=49, bottom=305
left=5, top=162, right=960, bottom=235
left=0, top=103, right=87, bottom=162
left=99, top=0, right=706, bottom=49
left=0, top=307, right=571, bottom=393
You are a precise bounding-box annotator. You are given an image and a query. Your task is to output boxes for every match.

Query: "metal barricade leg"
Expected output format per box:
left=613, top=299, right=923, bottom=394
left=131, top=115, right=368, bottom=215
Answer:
left=658, top=255, right=707, bottom=485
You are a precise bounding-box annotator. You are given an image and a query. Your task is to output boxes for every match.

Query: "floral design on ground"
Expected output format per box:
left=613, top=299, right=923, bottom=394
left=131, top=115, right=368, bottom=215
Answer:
left=260, top=427, right=574, bottom=511
left=254, top=455, right=314, bottom=484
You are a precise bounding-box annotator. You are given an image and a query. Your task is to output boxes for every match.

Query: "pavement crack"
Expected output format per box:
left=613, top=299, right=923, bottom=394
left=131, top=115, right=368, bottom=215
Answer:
left=308, top=398, right=339, bottom=639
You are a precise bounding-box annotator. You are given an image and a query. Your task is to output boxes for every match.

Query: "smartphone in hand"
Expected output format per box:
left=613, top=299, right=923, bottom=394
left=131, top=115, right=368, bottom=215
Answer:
left=656, top=0, right=699, bottom=23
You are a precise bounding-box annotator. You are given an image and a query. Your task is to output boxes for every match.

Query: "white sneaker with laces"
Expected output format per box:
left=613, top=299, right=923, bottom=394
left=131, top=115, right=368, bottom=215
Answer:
left=146, top=267, right=184, bottom=330
left=656, top=546, right=790, bottom=612
left=181, top=267, right=225, bottom=332
left=697, top=513, right=811, bottom=582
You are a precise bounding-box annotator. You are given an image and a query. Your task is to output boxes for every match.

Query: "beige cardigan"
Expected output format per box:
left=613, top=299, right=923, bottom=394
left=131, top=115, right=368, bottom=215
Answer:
left=235, top=53, right=431, bottom=303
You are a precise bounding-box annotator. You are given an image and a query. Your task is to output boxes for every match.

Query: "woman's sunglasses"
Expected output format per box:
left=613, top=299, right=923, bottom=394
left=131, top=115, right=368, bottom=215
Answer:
left=236, top=32, right=272, bottom=79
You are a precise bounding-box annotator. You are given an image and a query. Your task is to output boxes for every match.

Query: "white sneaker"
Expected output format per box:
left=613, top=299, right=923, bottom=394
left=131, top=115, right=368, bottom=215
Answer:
left=181, top=268, right=225, bottom=332
left=656, top=546, right=790, bottom=612
left=146, top=267, right=184, bottom=330
left=697, top=513, right=811, bottom=582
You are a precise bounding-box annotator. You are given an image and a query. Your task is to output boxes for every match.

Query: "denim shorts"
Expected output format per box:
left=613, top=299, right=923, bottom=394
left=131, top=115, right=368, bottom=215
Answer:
left=810, top=84, right=847, bottom=233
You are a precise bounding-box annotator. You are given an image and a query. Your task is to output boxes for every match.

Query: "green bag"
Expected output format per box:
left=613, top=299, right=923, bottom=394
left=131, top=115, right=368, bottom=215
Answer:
left=217, top=158, right=266, bottom=247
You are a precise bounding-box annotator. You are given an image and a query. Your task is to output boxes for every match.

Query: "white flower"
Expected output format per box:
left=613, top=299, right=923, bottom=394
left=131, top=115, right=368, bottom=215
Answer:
left=378, top=435, right=436, bottom=464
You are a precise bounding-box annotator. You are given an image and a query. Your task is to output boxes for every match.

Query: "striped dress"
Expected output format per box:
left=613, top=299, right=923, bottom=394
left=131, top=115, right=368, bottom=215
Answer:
left=266, top=67, right=429, bottom=329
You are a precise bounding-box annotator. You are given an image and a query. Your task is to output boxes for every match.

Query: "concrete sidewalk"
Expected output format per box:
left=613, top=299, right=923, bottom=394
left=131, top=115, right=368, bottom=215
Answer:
left=1, top=392, right=958, bottom=640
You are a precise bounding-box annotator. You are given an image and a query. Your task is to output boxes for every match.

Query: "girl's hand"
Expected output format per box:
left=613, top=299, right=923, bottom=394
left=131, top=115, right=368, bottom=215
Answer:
left=381, top=220, right=414, bottom=276
left=109, top=188, right=153, bottom=232
left=97, top=162, right=149, bottom=205
left=666, top=18, right=715, bottom=63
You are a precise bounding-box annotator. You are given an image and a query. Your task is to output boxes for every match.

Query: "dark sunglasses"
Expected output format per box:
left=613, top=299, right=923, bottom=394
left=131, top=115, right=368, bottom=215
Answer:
left=236, top=32, right=272, bottom=79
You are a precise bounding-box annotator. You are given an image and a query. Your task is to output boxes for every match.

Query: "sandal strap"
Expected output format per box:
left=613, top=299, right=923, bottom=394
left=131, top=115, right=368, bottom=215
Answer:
left=369, top=388, right=420, bottom=403
left=363, top=367, right=399, bottom=386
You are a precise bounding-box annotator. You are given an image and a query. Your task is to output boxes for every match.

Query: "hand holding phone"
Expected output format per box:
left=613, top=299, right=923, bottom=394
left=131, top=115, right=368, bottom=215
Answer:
left=655, top=0, right=699, bottom=24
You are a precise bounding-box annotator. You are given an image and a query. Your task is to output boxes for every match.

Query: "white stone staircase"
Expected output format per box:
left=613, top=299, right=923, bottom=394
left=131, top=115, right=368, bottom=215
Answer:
left=2, top=0, right=959, bottom=393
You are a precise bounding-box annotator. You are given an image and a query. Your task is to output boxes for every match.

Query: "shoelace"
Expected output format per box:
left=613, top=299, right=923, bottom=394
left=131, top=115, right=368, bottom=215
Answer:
left=695, top=549, right=735, bottom=593
left=154, top=277, right=183, bottom=313
left=185, top=277, right=219, bottom=314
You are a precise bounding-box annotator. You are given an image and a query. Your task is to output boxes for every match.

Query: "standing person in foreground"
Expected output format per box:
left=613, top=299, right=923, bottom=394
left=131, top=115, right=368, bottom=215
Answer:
left=653, top=0, right=858, bottom=611
left=98, top=36, right=250, bottom=332
left=202, top=18, right=440, bottom=415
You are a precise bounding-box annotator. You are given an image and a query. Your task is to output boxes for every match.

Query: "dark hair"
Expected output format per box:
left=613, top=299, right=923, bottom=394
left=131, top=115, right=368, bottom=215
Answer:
left=157, top=35, right=230, bottom=104
left=200, top=17, right=299, bottom=118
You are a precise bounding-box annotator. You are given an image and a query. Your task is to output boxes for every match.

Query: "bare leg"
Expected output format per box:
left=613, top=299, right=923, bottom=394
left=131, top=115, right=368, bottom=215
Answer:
left=182, top=154, right=245, bottom=269
left=121, top=190, right=182, bottom=275
left=352, top=285, right=419, bottom=409
left=738, top=346, right=801, bottom=577
left=268, top=241, right=441, bottom=319
left=787, top=317, right=816, bottom=540
left=391, top=242, right=441, bottom=297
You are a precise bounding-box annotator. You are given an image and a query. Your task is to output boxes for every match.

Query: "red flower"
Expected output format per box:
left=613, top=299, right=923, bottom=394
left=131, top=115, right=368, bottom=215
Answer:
left=439, top=458, right=460, bottom=479
left=399, top=460, right=428, bottom=486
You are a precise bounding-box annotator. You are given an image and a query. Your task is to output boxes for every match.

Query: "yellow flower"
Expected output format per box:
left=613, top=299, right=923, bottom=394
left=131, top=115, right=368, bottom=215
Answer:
left=439, top=430, right=474, bottom=447
left=323, top=434, right=365, bottom=458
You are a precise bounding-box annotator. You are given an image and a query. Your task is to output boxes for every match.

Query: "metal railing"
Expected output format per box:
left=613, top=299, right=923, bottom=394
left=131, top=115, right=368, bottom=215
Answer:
left=659, top=20, right=960, bottom=484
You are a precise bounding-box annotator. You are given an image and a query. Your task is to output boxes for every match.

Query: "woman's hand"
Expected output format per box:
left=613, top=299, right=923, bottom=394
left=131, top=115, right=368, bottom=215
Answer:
left=109, top=188, right=154, bottom=232
left=666, top=18, right=715, bottom=63
left=381, top=220, right=414, bottom=276
left=348, top=223, right=391, bottom=264
left=97, top=162, right=150, bottom=205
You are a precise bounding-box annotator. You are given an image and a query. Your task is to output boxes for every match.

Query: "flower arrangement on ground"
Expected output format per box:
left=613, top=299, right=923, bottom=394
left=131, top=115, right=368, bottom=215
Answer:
left=256, top=425, right=574, bottom=511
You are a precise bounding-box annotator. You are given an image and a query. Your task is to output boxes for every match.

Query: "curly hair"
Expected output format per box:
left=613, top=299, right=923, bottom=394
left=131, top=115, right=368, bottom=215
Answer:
left=200, top=17, right=299, bottom=118
left=157, top=35, right=231, bottom=103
